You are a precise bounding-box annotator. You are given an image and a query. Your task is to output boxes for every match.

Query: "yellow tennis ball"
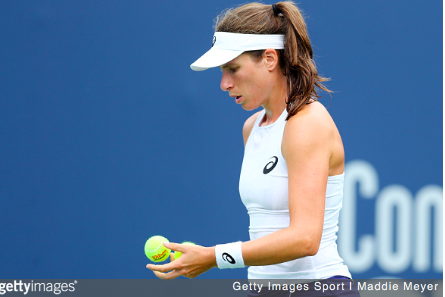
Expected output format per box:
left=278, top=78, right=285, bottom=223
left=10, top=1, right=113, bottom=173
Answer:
left=173, top=241, right=196, bottom=260
left=145, top=235, right=171, bottom=262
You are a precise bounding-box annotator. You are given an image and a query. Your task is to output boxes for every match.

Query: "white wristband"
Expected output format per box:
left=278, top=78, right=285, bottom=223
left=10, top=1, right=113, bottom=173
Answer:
left=215, top=241, right=245, bottom=269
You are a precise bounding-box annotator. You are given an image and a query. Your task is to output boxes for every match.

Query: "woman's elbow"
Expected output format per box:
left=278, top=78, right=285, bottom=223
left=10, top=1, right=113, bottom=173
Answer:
left=304, top=242, right=320, bottom=256
left=295, top=235, right=321, bottom=257
left=285, top=226, right=322, bottom=258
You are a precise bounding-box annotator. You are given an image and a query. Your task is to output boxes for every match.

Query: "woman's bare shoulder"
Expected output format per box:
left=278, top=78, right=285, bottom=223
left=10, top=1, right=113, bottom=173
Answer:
left=286, top=102, right=334, bottom=133
left=282, top=102, right=334, bottom=155
left=242, top=110, right=263, bottom=146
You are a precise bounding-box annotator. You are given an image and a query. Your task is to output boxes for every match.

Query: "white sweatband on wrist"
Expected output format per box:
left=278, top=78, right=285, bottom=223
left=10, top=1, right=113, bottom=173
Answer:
left=215, top=241, right=245, bottom=269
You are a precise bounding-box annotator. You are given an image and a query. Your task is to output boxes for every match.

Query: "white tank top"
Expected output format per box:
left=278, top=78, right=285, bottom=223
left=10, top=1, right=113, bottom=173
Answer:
left=239, top=108, right=351, bottom=279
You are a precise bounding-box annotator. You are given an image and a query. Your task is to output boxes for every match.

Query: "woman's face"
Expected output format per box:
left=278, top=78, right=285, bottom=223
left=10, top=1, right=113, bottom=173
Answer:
left=219, top=53, right=272, bottom=111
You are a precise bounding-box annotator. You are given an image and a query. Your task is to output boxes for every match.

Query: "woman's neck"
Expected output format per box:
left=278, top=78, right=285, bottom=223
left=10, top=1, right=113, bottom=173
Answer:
left=260, top=74, right=288, bottom=127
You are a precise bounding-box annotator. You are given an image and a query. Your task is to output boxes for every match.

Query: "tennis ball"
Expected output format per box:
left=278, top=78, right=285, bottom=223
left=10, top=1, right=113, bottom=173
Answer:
left=145, top=235, right=171, bottom=262
left=173, top=241, right=196, bottom=260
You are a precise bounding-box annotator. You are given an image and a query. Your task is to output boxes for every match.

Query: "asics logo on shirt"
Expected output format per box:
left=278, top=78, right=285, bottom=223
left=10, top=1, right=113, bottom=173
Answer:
left=263, top=156, right=278, bottom=174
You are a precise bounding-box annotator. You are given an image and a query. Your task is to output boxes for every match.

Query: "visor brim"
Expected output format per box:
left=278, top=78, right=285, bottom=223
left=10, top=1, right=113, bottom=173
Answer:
left=190, top=48, right=243, bottom=71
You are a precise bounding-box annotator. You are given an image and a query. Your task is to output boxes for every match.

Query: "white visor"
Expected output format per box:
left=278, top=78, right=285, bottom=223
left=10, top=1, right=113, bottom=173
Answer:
left=190, top=32, right=285, bottom=71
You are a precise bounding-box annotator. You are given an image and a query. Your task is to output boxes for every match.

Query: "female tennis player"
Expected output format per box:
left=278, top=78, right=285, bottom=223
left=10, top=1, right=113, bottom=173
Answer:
left=147, top=2, right=358, bottom=294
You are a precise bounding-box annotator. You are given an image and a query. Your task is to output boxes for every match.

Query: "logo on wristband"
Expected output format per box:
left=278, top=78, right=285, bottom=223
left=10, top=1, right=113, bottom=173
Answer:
left=222, top=253, right=236, bottom=264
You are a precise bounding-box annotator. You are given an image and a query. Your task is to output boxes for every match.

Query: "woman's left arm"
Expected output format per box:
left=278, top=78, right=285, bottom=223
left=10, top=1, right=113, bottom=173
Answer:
left=147, top=103, right=334, bottom=278
left=241, top=103, right=333, bottom=265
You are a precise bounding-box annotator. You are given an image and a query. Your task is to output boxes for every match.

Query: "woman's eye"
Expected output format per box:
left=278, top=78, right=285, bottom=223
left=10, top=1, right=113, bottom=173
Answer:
left=229, top=67, right=239, bottom=73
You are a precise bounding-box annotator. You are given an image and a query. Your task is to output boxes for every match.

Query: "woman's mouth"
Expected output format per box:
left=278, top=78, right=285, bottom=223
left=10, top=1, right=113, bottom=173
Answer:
left=235, top=96, right=242, bottom=104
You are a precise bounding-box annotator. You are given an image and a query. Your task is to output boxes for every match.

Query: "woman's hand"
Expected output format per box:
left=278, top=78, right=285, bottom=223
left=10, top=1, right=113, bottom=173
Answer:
left=146, top=242, right=217, bottom=279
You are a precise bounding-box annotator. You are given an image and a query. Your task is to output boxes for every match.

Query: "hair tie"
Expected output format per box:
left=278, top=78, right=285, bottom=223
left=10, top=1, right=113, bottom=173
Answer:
left=272, top=3, right=280, bottom=16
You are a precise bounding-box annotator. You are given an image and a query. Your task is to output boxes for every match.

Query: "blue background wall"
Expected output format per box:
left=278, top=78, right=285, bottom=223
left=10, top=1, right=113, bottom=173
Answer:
left=0, top=0, right=442, bottom=279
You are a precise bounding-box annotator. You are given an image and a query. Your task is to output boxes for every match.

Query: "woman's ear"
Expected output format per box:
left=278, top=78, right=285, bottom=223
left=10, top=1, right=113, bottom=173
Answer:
left=263, top=49, right=279, bottom=71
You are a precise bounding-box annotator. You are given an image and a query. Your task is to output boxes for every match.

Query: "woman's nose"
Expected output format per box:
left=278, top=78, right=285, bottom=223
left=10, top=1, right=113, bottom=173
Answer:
left=220, top=72, right=234, bottom=91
